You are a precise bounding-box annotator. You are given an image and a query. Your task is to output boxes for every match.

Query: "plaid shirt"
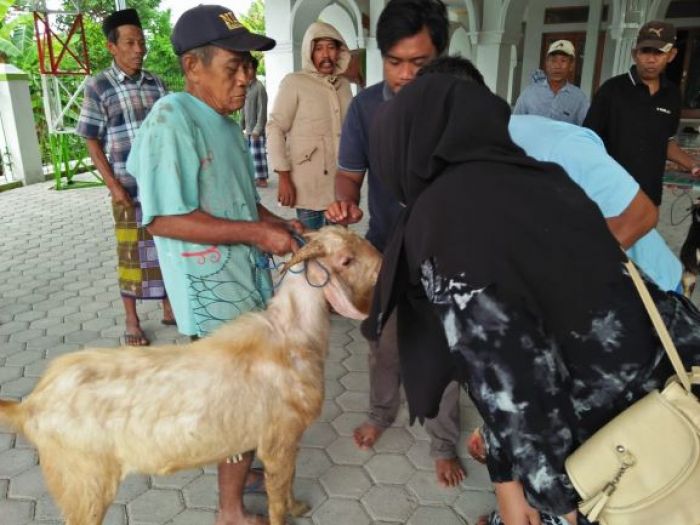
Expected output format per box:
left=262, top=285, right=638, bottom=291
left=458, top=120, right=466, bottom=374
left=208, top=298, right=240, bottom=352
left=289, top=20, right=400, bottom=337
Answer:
left=76, top=62, right=166, bottom=194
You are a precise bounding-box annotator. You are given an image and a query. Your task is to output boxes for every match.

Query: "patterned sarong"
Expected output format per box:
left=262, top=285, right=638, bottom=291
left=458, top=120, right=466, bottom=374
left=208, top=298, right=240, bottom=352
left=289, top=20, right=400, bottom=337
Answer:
left=247, top=134, right=269, bottom=180
left=112, top=201, right=166, bottom=299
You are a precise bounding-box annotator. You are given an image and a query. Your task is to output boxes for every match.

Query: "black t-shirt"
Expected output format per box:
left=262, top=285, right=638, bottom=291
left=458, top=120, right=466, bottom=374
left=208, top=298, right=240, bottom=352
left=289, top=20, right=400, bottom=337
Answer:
left=584, top=66, right=681, bottom=205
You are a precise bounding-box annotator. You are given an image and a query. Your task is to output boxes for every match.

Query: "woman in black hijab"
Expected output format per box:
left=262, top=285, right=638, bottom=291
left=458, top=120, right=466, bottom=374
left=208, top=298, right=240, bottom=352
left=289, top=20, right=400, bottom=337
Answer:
left=366, top=73, right=700, bottom=524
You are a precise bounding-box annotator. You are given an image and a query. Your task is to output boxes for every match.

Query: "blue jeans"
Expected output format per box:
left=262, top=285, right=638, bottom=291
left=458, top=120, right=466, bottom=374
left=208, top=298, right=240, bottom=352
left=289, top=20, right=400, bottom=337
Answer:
left=296, top=208, right=326, bottom=231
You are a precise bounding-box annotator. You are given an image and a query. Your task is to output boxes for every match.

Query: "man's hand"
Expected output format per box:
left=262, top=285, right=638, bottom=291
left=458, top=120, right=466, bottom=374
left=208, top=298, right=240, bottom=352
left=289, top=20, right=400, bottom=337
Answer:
left=325, top=200, right=363, bottom=225
left=256, top=222, right=299, bottom=256
left=285, top=219, right=305, bottom=235
left=691, top=165, right=700, bottom=178
left=108, top=182, right=132, bottom=207
left=277, top=171, right=296, bottom=207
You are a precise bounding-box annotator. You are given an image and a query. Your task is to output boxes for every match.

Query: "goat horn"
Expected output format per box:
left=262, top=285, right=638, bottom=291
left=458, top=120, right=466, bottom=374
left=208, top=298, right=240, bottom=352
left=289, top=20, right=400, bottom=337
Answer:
left=281, top=242, right=327, bottom=274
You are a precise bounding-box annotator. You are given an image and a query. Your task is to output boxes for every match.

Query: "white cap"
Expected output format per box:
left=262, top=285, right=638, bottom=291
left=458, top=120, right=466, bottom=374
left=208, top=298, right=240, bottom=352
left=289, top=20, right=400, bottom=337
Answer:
left=547, top=40, right=575, bottom=57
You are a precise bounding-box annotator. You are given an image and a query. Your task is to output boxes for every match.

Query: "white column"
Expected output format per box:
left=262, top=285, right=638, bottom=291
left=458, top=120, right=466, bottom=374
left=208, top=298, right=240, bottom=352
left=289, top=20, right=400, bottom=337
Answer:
left=0, top=64, right=44, bottom=186
left=366, top=0, right=387, bottom=87
left=475, top=31, right=519, bottom=99
left=607, top=0, right=652, bottom=78
left=519, top=0, right=546, bottom=93
left=610, top=29, right=638, bottom=76
left=580, top=0, right=603, bottom=96
left=264, top=0, right=294, bottom=112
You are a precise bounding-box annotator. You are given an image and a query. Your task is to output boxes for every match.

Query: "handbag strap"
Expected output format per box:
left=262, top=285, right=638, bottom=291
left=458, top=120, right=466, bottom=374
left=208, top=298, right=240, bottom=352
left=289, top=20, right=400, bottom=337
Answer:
left=625, top=260, right=692, bottom=393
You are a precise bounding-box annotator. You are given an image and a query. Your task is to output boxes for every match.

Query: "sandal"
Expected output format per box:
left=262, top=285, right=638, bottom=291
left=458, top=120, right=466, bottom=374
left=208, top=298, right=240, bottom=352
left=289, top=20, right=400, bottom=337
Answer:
left=123, top=329, right=150, bottom=347
left=161, top=319, right=177, bottom=326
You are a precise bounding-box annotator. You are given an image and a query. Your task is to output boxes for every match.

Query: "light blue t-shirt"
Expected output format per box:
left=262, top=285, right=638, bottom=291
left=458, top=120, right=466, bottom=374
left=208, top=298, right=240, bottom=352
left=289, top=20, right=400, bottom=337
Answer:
left=127, top=92, right=273, bottom=336
left=513, top=79, right=589, bottom=125
left=509, top=115, right=682, bottom=291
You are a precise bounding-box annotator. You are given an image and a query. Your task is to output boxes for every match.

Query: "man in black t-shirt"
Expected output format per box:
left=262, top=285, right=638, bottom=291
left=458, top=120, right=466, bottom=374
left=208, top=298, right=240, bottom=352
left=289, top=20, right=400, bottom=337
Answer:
left=584, top=21, right=699, bottom=206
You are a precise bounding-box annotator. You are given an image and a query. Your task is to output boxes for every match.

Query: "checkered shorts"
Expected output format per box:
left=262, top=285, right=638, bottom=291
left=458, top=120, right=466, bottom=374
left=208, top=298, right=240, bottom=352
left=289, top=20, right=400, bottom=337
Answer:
left=247, top=135, right=269, bottom=180
left=112, top=201, right=166, bottom=299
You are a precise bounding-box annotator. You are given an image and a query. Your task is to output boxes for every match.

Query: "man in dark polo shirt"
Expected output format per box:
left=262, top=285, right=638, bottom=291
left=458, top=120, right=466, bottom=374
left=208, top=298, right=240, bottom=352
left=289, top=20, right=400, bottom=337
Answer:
left=325, top=0, right=467, bottom=489
left=584, top=21, right=699, bottom=206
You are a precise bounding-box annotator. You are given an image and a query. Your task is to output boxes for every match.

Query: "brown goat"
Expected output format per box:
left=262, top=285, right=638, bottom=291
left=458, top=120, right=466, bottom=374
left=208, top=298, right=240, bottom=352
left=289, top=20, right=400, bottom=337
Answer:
left=0, top=226, right=381, bottom=525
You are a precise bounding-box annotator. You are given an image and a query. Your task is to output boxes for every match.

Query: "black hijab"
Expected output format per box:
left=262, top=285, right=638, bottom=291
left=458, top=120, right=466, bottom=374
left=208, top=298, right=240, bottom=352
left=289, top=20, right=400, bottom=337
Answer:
left=364, top=74, right=625, bottom=421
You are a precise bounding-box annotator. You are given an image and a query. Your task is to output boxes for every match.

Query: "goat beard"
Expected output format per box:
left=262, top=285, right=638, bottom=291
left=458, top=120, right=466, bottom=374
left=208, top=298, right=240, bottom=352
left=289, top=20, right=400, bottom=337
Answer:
left=323, top=275, right=368, bottom=320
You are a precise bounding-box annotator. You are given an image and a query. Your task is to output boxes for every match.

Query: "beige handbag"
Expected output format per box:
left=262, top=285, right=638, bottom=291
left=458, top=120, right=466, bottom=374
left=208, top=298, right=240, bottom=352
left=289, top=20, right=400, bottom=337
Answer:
left=564, top=261, right=700, bottom=525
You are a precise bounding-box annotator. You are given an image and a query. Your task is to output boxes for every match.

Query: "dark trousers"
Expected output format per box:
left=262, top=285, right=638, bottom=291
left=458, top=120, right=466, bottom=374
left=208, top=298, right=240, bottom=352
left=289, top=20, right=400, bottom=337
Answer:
left=368, top=311, right=460, bottom=459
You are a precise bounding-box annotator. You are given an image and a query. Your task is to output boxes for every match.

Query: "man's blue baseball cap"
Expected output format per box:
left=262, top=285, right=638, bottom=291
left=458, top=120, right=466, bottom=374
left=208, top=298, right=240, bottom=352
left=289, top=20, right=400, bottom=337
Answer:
left=171, top=4, right=276, bottom=56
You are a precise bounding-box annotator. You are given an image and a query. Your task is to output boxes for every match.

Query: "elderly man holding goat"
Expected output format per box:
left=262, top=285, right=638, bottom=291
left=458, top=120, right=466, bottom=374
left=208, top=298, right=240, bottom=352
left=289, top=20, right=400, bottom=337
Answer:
left=126, top=5, right=300, bottom=524
left=0, top=6, right=384, bottom=525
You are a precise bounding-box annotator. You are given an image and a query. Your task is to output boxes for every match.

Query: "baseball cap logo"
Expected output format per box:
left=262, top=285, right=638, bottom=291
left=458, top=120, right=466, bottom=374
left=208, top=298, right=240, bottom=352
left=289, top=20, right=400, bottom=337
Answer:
left=219, top=11, right=242, bottom=30
left=648, top=27, right=663, bottom=37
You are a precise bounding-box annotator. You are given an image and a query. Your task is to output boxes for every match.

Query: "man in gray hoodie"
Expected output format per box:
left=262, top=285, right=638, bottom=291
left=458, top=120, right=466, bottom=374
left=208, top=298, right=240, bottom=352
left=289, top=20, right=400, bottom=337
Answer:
left=241, top=56, right=269, bottom=188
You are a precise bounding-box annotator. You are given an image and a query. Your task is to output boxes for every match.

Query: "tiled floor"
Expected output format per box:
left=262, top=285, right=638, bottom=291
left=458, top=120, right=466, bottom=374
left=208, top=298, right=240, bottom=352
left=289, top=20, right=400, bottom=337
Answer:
left=1, top=164, right=698, bottom=524
left=0, top=177, right=494, bottom=525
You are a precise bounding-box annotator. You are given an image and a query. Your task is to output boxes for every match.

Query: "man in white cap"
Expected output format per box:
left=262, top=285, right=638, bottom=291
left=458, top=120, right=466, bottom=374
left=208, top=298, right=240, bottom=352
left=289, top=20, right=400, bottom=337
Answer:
left=513, top=39, right=589, bottom=125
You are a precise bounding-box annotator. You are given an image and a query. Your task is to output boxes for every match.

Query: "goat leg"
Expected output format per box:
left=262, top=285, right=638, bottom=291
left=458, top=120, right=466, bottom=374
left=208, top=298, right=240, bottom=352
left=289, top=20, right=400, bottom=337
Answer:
left=258, top=445, right=308, bottom=525
left=286, top=466, right=311, bottom=517
left=41, top=449, right=120, bottom=525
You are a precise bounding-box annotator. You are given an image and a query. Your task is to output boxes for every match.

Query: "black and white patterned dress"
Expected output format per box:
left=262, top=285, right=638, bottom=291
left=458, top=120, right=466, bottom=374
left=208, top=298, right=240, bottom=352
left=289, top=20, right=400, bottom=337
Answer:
left=420, top=257, right=700, bottom=521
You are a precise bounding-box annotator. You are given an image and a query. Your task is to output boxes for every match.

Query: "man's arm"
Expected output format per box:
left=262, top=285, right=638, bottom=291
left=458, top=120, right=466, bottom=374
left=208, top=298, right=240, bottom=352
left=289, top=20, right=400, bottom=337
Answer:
left=326, top=169, right=364, bottom=224
left=606, top=189, right=658, bottom=249
left=667, top=140, right=700, bottom=176
left=147, top=209, right=296, bottom=256
left=326, top=97, right=368, bottom=224
left=266, top=77, right=298, bottom=207
left=85, top=139, right=132, bottom=206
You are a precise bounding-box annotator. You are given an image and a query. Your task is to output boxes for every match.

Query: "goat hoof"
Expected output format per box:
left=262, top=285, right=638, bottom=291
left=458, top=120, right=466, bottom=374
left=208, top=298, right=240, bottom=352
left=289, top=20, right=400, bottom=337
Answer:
left=288, top=500, right=311, bottom=517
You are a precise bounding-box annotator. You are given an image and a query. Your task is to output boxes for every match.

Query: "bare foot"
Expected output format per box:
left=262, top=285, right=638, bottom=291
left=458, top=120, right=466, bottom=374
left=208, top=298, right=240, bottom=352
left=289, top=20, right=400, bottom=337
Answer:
left=476, top=515, right=490, bottom=525
left=467, top=427, right=487, bottom=464
left=353, top=421, right=385, bottom=449
left=435, top=457, right=466, bottom=488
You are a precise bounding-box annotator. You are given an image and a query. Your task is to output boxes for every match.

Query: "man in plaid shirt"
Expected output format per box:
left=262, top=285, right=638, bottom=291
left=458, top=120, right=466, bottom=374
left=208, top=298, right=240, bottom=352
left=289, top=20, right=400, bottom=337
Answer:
left=76, top=8, right=174, bottom=346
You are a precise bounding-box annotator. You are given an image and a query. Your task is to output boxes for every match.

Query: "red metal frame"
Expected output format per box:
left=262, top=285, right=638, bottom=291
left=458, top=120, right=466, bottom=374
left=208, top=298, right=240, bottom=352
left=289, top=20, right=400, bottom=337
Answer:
left=33, top=12, right=91, bottom=76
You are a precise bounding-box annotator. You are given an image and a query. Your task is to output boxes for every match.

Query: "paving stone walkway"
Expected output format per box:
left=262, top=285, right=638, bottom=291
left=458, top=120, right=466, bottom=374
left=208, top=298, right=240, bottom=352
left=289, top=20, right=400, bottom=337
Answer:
left=0, top=174, right=697, bottom=525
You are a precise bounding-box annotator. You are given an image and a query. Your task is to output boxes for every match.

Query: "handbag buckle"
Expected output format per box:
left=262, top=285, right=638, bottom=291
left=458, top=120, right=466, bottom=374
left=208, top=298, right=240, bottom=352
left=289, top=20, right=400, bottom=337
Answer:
left=601, top=481, right=617, bottom=496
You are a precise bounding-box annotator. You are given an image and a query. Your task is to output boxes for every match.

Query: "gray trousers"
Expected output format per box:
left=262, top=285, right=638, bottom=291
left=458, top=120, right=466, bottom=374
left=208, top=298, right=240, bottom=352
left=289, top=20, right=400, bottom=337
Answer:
left=367, top=311, right=461, bottom=459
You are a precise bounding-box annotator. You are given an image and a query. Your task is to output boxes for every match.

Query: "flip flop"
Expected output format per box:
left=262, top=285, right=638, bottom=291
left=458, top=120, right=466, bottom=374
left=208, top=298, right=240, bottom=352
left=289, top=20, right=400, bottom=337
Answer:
left=243, top=468, right=266, bottom=495
left=161, top=319, right=177, bottom=326
left=123, top=330, right=150, bottom=347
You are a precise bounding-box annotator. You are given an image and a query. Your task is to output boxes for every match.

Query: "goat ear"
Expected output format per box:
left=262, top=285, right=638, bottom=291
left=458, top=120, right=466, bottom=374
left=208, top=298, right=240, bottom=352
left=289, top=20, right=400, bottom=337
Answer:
left=324, top=278, right=368, bottom=320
